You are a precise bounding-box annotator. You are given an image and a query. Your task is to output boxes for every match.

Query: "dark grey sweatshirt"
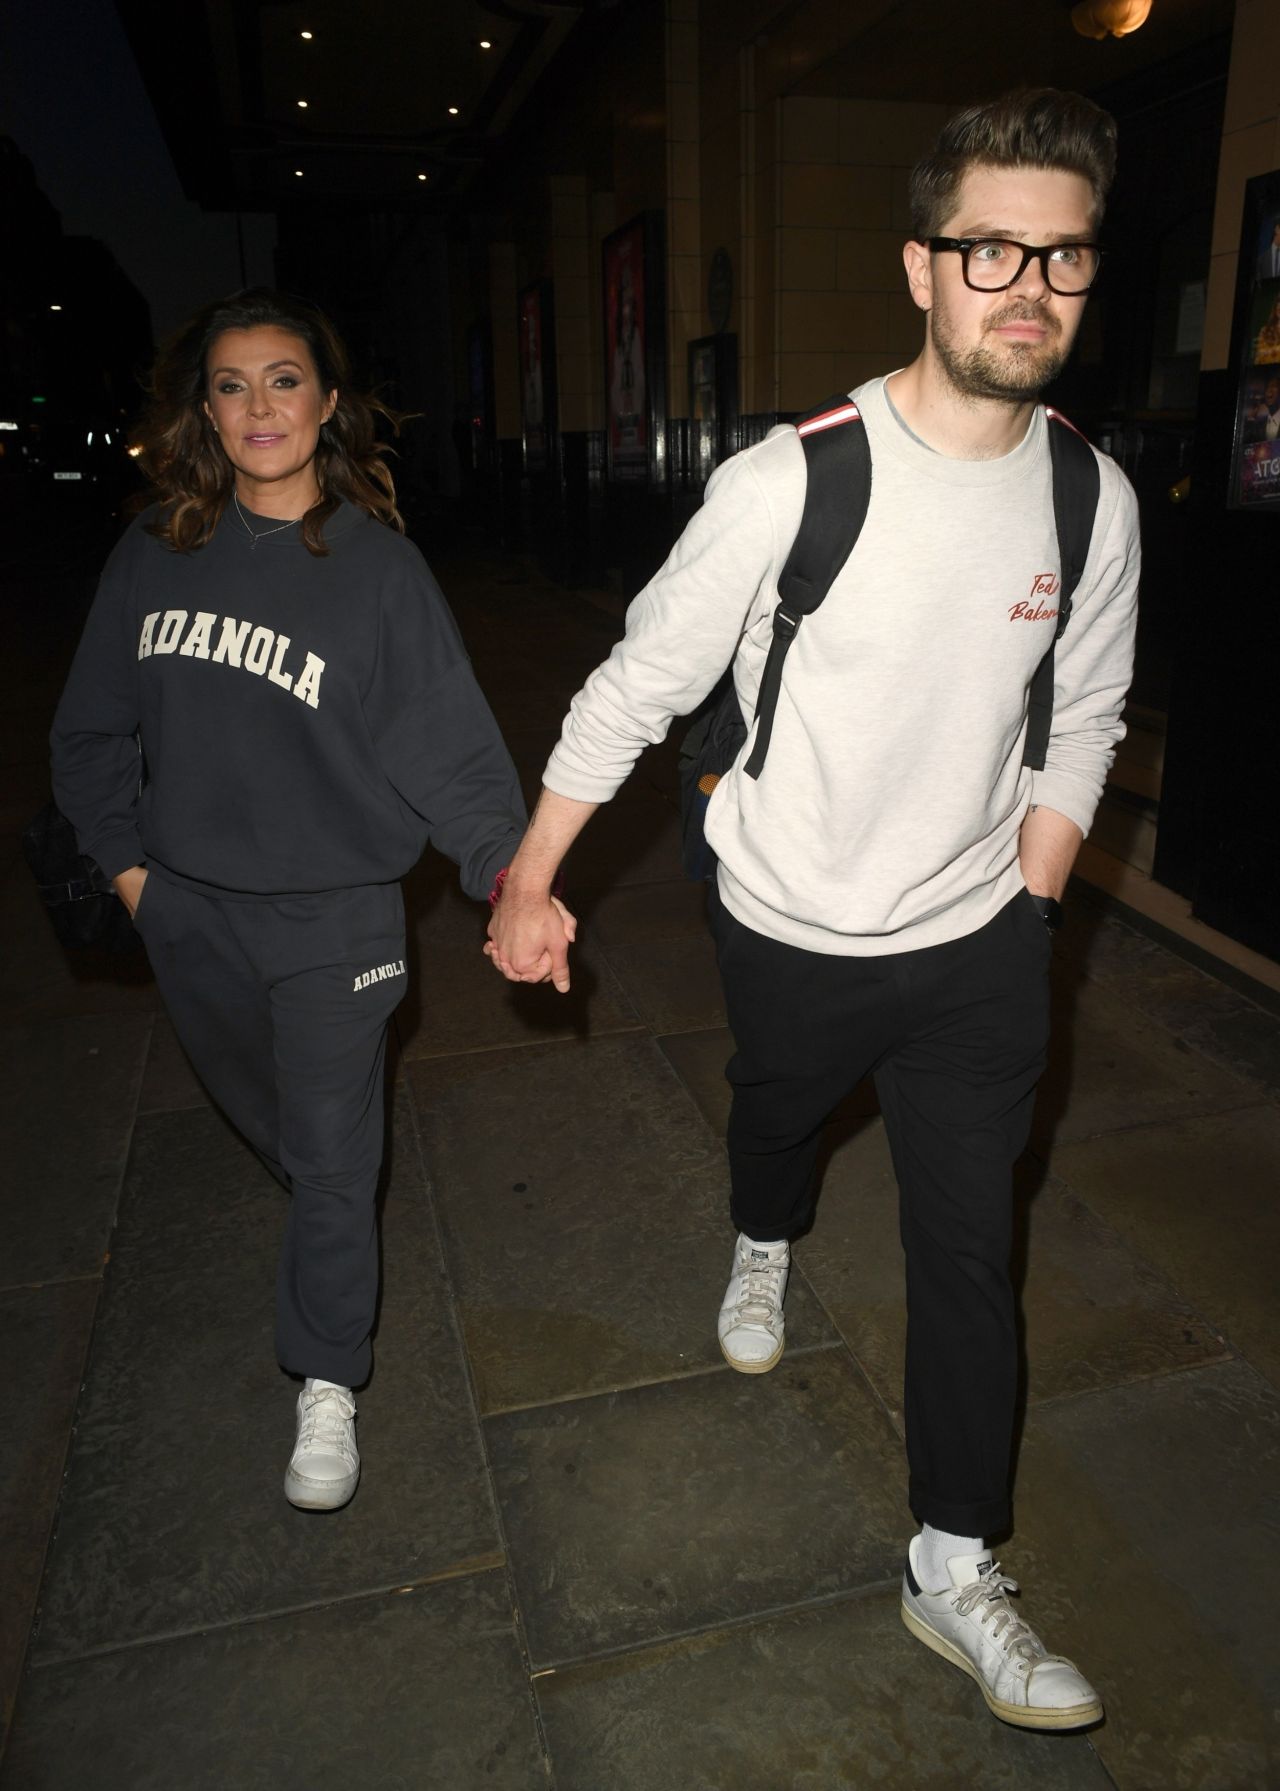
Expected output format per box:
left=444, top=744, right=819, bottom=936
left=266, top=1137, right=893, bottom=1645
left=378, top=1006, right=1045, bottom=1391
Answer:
left=51, top=500, right=525, bottom=900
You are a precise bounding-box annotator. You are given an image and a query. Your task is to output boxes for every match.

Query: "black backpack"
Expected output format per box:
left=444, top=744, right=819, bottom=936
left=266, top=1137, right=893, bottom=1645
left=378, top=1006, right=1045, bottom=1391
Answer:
left=678, top=392, right=1101, bottom=881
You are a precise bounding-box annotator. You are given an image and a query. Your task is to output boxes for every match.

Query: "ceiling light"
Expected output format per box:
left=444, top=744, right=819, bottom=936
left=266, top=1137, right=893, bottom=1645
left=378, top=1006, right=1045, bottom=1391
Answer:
left=417, top=172, right=428, bottom=181
left=295, top=169, right=304, bottom=177
left=479, top=39, right=491, bottom=49
left=1071, top=0, right=1151, bottom=36
left=300, top=29, right=313, bottom=39
left=50, top=304, right=62, bottom=311
left=297, top=99, right=309, bottom=108
left=448, top=106, right=459, bottom=116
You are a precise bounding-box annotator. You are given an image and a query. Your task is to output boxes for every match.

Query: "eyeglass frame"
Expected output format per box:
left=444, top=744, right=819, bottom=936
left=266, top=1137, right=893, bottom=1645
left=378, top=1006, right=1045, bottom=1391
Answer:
left=926, top=236, right=1104, bottom=296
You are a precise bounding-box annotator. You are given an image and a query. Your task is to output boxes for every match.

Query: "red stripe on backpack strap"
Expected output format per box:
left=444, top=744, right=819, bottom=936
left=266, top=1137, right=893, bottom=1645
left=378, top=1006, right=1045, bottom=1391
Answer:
left=797, top=401, right=861, bottom=437
left=1045, top=405, right=1089, bottom=442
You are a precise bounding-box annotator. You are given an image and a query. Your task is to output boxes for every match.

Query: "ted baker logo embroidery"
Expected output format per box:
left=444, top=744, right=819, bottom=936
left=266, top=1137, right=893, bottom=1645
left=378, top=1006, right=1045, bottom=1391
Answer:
left=137, top=610, right=325, bottom=709
left=353, top=959, right=406, bottom=993
left=1009, top=572, right=1060, bottom=624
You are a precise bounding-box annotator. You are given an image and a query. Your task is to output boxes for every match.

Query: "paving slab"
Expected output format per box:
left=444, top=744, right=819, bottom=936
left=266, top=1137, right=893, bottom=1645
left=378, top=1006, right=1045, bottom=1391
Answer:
left=563, top=789, right=685, bottom=893
left=1057, top=907, right=1280, bottom=1099
left=134, top=1015, right=208, bottom=1117
left=486, top=1349, right=908, bottom=1667
left=32, top=1097, right=499, bottom=1661
left=537, top=1586, right=1115, bottom=1791
left=800, top=1120, right=1228, bottom=1430
left=1, top=1014, right=152, bottom=1286
left=1033, top=974, right=1261, bottom=1150
left=398, top=875, right=641, bottom=1062
left=406, top=1032, right=837, bottom=1412
left=1012, top=1361, right=1280, bottom=1791
left=585, top=878, right=714, bottom=949
left=0, top=1282, right=98, bottom=1737
left=4, top=1571, right=546, bottom=1791
left=596, top=931, right=728, bottom=1033
left=1048, top=1104, right=1280, bottom=1391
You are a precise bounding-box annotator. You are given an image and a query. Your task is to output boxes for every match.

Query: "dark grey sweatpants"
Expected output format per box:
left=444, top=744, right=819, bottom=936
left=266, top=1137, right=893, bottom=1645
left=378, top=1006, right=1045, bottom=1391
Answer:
left=133, top=872, right=407, bottom=1387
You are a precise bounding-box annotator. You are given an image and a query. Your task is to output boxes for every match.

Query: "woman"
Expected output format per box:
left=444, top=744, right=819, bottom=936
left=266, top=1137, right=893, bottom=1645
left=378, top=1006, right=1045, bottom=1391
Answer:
left=52, top=288, right=560, bottom=1510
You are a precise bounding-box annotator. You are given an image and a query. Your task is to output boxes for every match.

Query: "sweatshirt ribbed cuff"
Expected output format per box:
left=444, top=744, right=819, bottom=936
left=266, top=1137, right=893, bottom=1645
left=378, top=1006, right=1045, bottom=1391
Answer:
left=86, top=827, right=145, bottom=881
left=541, top=755, right=624, bottom=806
left=1025, top=771, right=1100, bottom=841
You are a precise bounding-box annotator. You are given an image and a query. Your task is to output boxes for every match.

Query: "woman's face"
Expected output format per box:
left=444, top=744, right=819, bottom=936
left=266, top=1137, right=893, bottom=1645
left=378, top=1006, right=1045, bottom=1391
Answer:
left=203, top=324, right=337, bottom=507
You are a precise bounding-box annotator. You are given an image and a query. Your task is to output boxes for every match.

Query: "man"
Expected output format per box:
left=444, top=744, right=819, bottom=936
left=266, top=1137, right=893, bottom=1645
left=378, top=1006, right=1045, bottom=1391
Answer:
left=487, top=88, right=1138, bottom=1731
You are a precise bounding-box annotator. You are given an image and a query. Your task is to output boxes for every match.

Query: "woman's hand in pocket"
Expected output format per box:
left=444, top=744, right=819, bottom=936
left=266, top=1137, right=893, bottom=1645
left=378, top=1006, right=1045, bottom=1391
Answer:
left=112, top=864, right=149, bottom=919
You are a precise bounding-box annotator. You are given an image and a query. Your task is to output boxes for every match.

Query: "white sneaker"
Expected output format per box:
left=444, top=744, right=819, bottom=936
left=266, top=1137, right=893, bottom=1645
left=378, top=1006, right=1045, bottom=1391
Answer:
left=717, top=1233, right=789, bottom=1374
left=284, top=1381, right=360, bottom=1510
left=901, top=1537, right=1103, bottom=1730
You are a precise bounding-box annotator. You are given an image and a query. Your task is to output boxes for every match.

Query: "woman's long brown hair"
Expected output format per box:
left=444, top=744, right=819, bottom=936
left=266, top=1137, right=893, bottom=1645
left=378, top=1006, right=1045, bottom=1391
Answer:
left=133, top=288, right=405, bottom=556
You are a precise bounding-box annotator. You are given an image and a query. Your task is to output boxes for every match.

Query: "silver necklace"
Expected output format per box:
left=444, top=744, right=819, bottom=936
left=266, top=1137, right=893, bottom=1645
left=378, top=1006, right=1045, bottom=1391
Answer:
left=233, top=492, right=301, bottom=548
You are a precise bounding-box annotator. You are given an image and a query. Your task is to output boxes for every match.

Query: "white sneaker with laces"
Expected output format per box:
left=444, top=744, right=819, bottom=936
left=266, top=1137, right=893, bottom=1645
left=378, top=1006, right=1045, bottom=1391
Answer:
left=717, top=1233, right=789, bottom=1373
left=284, top=1380, right=360, bottom=1510
left=900, top=1536, right=1103, bottom=1730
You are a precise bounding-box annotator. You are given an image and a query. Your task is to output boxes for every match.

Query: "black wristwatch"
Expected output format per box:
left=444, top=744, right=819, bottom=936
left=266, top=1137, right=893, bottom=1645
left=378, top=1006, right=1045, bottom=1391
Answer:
left=1027, top=893, right=1064, bottom=933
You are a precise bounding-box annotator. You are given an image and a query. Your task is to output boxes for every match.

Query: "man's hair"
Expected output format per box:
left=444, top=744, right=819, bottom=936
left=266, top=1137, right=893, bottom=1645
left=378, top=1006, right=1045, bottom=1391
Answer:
left=908, top=88, right=1118, bottom=241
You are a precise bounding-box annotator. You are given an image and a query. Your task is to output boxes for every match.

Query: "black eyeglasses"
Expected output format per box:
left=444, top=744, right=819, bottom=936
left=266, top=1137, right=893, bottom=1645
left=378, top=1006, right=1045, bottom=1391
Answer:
left=928, top=237, right=1103, bottom=296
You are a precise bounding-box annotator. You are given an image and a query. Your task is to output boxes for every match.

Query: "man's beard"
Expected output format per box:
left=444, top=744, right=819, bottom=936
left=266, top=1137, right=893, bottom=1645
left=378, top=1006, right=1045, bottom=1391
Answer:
left=930, top=299, right=1071, bottom=403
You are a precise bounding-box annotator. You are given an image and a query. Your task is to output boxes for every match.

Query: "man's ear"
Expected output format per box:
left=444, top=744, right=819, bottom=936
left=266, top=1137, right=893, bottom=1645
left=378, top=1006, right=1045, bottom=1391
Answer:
left=903, top=239, right=933, bottom=312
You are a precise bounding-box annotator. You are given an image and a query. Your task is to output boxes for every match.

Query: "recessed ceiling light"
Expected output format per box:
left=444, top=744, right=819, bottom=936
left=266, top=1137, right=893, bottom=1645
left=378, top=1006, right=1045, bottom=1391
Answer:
left=448, top=106, right=459, bottom=116
left=479, top=39, right=491, bottom=49
left=300, top=29, right=313, bottom=39
left=295, top=169, right=304, bottom=177
left=50, top=303, right=62, bottom=311
left=297, top=99, right=309, bottom=108
left=417, top=172, right=428, bottom=181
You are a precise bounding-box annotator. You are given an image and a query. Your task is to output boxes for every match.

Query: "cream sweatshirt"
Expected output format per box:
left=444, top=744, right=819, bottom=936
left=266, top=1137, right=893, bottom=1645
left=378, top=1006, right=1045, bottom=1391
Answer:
left=545, top=375, right=1139, bottom=955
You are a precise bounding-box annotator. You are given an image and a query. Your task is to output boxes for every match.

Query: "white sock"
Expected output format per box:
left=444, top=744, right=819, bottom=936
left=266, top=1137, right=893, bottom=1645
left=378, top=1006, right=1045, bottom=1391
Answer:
left=917, top=1524, right=986, bottom=1591
left=741, top=1232, right=789, bottom=1255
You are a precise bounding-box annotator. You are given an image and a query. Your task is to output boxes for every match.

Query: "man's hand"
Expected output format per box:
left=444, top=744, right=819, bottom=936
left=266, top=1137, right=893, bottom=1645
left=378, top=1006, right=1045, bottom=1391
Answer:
left=481, top=787, right=597, bottom=994
left=112, top=864, right=148, bottom=918
left=485, top=892, right=578, bottom=992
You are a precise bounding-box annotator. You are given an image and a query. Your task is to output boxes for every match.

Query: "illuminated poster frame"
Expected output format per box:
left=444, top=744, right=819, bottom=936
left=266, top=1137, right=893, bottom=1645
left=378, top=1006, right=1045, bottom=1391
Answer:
left=602, top=212, right=666, bottom=486
left=1227, top=169, right=1280, bottom=509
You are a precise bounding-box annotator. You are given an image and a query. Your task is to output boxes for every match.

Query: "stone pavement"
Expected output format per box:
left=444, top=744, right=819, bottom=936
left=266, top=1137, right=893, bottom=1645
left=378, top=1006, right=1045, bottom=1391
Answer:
left=2, top=542, right=1277, bottom=1790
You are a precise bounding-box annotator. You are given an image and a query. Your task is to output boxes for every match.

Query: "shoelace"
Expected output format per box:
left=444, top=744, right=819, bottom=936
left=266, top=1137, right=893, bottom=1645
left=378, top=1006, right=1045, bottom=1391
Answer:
left=296, top=1388, right=357, bottom=1464
left=952, top=1564, right=1046, bottom=1666
left=735, top=1254, right=785, bottom=1325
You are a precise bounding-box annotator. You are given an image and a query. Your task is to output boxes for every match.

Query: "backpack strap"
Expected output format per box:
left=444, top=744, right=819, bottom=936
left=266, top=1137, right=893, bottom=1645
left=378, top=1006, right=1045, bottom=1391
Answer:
left=1023, top=408, right=1101, bottom=771
left=743, top=394, right=872, bottom=780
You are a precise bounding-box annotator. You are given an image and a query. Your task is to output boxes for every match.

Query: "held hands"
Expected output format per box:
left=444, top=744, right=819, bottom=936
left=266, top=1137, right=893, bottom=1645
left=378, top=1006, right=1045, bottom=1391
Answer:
left=484, top=890, right=578, bottom=993
left=112, top=864, right=149, bottom=919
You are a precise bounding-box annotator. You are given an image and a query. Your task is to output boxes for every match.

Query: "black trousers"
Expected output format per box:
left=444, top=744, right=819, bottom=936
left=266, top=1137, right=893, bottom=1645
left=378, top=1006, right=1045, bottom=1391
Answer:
left=711, top=888, right=1051, bottom=1537
left=133, top=872, right=407, bottom=1388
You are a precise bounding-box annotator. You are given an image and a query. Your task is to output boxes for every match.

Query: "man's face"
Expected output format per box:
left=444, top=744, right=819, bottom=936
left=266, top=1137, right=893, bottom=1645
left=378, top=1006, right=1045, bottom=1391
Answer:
left=907, top=164, right=1097, bottom=403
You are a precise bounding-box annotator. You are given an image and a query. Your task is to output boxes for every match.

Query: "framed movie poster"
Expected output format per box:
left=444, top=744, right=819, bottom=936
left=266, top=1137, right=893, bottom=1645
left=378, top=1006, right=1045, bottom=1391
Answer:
left=603, top=213, right=665, bottom=485
left=1228, top=170, right=1280, bottom=509
left=518, top=281, right=556, bottom=474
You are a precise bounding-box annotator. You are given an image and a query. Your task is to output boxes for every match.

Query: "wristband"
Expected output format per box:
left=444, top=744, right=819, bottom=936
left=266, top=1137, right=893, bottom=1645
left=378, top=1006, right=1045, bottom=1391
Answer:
left=488, top=867, right=565, bottom=911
